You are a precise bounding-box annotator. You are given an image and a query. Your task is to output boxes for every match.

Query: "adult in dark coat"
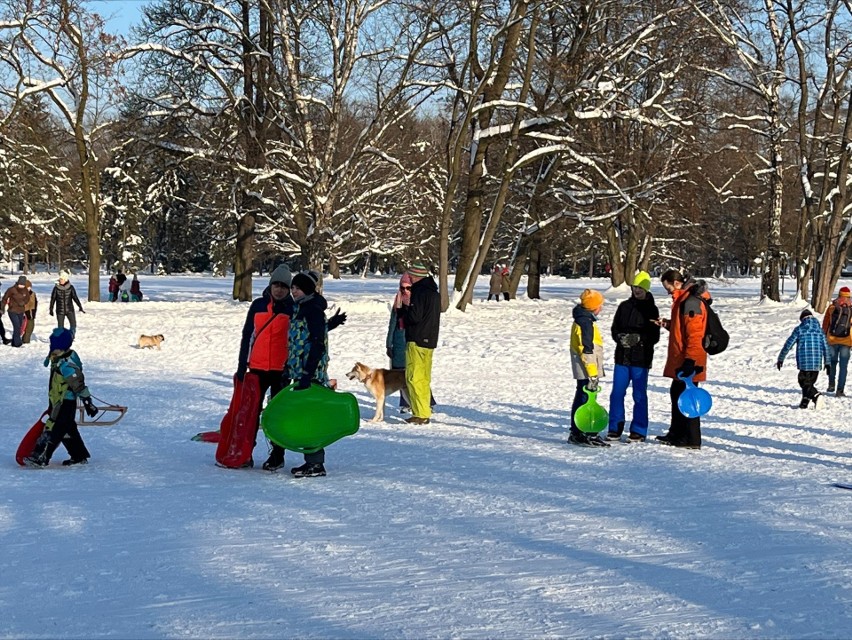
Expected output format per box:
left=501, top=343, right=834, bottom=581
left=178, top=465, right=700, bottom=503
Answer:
left=399, top=263, right=441, bottom=424
left=2, top=276, right=31, bottom=347
left=49, top=271, right=85, bottom=335
left=606, top=271, right=660, bottom=441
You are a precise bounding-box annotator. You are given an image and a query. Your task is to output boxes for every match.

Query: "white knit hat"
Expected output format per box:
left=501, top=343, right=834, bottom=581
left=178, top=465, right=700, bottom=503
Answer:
left=58, top=270, right=71, bottom=281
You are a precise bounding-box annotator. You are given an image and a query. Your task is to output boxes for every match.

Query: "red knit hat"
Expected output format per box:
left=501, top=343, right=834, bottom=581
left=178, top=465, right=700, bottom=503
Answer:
left=840, top=287, right=851, bottom=298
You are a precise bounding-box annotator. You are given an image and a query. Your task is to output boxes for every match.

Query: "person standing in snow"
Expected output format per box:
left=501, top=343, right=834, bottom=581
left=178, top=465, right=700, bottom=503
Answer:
left=234, top=264, right=294, bottom=471
left=130, top=274, right=143, bottom=301
left=285, top=271, right=335, bottom=477
left=399, top=263, right=441, bottom=425
left=501, top=266, right=511, bottom=301
left=778, top=309, right=831, bottom=409
left=655, top=270, right=710, bottom=449
left=49, top=270, right=85, bottom=335
left=22, top=279, right=37, bottom=344
left=821, top=286, right=852, bottom=397
left=118, top=272, right=131, bottom=302
left=24, top=328, right=98, bottom=467
left=108, top=272, right=119, bottom=302
left=568, top=289, right=608, bottom=447
left=387, top=272, right=413, bottom=412
left=606, top=271, right=660, bottom=442
left=2, top=275, right=31, bottom=348
left=488, top=265, right=502, bottom=301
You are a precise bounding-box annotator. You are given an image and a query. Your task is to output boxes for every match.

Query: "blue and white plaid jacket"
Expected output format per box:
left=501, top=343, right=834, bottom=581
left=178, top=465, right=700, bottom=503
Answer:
left=778, top=316, right=830, bottom=372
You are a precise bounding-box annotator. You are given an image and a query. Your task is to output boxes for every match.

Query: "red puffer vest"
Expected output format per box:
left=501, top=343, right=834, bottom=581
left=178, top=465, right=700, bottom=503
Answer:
left=248, top=300, right=290, bottom=371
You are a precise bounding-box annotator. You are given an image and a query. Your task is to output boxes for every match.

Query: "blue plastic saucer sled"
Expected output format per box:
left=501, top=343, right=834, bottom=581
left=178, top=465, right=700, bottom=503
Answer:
left=574, top=387, right=609, bottom=433
left=677, top=372, right=712, bottom=418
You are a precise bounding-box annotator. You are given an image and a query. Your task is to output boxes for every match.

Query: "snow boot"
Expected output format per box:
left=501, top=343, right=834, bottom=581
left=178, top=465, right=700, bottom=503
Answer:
left=799, top=397, right=810, bottom=409
left=628, top=432, right=646, bottom=443
left=290, top=463, right=326, bottom=478
left=836, top=388, right=845, bottom=397
left=61, top=457, right=89, bottom=466
left=262, top=446, right=285, bottom=471
left=568, top=431, right=610, bottom=448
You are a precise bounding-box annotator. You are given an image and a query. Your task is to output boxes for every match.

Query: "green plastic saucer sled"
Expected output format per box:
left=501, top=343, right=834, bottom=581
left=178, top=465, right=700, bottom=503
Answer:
left=574, top=387, right=609, bottom=433
left=261, top=383, right=360, bottom=454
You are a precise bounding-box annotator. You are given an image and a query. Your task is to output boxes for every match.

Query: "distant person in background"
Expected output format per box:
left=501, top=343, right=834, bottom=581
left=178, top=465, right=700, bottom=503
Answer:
left=488, top=265, right=502, bottom=301
left=50, top=270, right=85, bottom=336
left=2, top=275, right=32, bottom=348
left=108, top=272, right=118, bottom=302
left=117, top=272, right=131, bottom=302
left=130, top=274, right=143, bottom=301
left=822, top=286, right=852, bottom=397
left=778, top=309, right=831, bottom=409
left=501, top=266, right=511, bottom=301
left=22, top=279, right=37, bottom=344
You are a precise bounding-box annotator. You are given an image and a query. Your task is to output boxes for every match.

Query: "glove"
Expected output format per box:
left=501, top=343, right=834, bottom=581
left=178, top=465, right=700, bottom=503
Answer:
left=776, top=361, right=783, bottom=371
left=49, top=310, right=54, bottom=316
left=80, top=309, right=86, bottom=314
left=235, top=365, right=246, bottom=382
left=82, top=397, right=98, bottom=418
left=677, top=359, right=696, bottom=378
left=386, top=347, right=393, bottom=359
left=327, top=309, right=347, bottom=331
left=618, top=333, right=641, bottom=348
left=294, top=377, right=312, bottom=391
left=586, top=376, right=599, bottom=392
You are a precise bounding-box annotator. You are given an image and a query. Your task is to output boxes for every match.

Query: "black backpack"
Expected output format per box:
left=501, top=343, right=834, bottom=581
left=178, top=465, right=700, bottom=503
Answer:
left=829, top=304, right=852, bottom=338
left=687, top=294, right=729, bottom=355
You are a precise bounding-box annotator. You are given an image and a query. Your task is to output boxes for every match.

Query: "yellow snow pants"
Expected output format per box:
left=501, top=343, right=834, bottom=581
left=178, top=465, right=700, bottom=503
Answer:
left=405, top=343, right=434, bottom=419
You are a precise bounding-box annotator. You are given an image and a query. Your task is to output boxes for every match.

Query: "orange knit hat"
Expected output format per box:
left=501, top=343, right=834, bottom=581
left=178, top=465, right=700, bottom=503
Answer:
left=580, top=289, right=604, bottom=310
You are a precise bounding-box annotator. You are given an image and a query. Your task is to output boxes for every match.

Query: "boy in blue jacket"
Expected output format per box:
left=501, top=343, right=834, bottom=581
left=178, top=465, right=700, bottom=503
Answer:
left=777, top=309, right=831, bottom=409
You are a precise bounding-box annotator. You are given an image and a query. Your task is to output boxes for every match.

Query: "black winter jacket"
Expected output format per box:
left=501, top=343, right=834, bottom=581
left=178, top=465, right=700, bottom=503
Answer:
left=610, top=292, right=661, bottom=368
left=402, top=276, right=441, bottom=349
left=49, top=283, right=83, bottom=315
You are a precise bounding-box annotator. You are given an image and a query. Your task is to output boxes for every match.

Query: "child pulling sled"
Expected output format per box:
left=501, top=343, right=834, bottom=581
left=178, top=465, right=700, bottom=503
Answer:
left=24, top=328, right=99, bottom=467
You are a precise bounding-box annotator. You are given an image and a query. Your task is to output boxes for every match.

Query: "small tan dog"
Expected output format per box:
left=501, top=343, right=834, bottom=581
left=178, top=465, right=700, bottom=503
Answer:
left=138, top=334, right=165, bottom=350
left=346, top=362, right=407, bottom=422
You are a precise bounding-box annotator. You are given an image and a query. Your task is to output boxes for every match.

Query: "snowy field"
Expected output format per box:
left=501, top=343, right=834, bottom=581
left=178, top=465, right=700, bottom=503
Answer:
left=1, top=271, right=850, bottom=639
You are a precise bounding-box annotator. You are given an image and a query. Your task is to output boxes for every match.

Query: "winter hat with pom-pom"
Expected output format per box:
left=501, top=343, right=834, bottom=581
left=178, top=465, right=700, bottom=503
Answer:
left=580, top=289, right=605, bottom=311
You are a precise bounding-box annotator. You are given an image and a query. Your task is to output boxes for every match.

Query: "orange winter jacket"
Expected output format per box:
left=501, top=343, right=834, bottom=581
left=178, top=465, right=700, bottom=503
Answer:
left=248, top=300, right=290, bottom=371
left=662, top=282, right=709, bottom=382
left=821, top=298, right=852, bottom=347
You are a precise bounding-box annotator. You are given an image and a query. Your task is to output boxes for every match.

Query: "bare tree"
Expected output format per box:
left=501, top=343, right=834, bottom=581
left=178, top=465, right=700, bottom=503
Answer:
left=0, top=0, right=124, bottom=299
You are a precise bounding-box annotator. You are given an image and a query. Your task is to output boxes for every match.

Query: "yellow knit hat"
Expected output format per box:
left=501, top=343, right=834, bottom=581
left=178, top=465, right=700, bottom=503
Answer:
left=580, top=289, right=604, bottom=310
left=632, top=271, right=652, bottom=292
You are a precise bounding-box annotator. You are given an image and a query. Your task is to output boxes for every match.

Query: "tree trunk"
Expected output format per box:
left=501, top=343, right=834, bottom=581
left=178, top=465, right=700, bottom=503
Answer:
left=526, top=241, right=541, bottom=299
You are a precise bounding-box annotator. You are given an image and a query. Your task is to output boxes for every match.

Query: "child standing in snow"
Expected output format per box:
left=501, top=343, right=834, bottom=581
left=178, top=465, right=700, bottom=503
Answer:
left=24, top=328, right=99, bottom=467
left=568, top=289, right=608, bottom=447
left=777, top=309, right=831, bottom=409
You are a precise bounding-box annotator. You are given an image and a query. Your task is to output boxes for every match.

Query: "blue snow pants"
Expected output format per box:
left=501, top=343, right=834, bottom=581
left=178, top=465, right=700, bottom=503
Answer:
left=607, top=364, right=650, bottom=437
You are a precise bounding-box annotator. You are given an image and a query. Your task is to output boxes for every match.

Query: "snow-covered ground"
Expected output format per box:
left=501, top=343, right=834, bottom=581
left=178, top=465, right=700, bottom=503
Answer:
left=1, top=272, right=850, bottom=639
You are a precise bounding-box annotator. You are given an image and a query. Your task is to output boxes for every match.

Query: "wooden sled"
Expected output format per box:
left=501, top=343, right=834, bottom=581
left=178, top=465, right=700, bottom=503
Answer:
left=76, top=394, right=128, bottom=426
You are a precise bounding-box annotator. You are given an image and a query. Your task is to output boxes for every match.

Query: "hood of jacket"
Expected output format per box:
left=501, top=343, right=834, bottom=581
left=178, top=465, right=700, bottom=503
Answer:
left=293, top=292, right=328, bottom=318
left=572, top=303, right=597, bottom=323
left=800, top=315, right=824, bottom=335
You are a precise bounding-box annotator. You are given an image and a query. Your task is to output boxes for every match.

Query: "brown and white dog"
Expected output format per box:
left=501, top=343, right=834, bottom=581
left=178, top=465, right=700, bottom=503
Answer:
left=345, top=362, right=407, bottom=422
left=138, top=334, right=165, bottom=350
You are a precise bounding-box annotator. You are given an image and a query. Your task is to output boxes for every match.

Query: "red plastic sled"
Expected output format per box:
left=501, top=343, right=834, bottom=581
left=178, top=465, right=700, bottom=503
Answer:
left=215, top=372, right=261, bottom=468
left=191, top=430, right=221, bottom=443
left=15, top=412, right=49, bottom=466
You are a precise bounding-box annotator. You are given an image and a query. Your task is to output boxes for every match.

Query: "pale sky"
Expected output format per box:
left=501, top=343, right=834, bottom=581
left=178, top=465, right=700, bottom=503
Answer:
left=87, top=0, right=147, bottom=35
